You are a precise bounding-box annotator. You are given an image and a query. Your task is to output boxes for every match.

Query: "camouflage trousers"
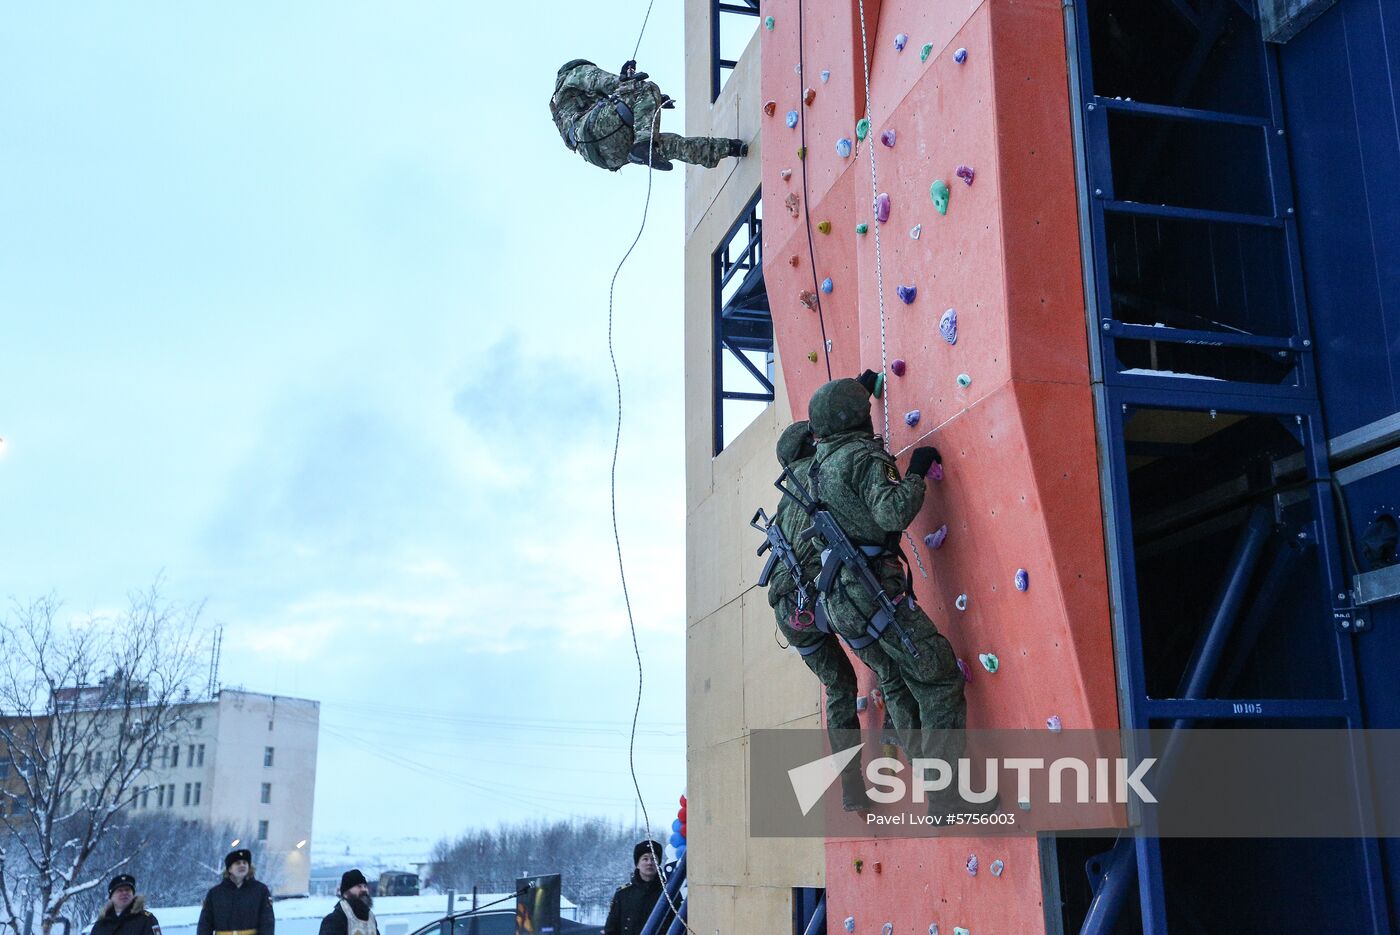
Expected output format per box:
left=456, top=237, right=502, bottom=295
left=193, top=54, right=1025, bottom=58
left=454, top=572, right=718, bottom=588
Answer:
left=819, top=562, right=967, bottom=766
left=776, top=594, right=918, bottom=775
left=573, top=80, right=734, bottom=171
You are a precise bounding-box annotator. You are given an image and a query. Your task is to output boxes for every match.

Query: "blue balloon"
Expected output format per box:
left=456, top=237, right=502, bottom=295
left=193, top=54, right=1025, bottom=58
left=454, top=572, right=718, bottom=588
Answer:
left=669, top=832, right=684, bottom=847
left=672, top=818, right=683, bottom=832
left=676, top=843, right=686, bottom=856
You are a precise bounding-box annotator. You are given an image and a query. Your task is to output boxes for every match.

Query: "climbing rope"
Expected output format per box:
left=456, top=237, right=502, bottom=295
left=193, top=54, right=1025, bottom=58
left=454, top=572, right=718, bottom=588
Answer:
left=854, top=0, right=930, bottom=581
left=796, top=0, right=834, bottom=381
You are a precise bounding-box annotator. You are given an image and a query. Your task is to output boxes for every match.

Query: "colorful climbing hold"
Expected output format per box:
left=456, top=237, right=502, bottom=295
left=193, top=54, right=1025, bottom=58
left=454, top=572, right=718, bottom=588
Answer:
left=957, top=658, right=972, bottom=682
left=874, top=192, right=891, bottom=223
left=955, top=593, right=969, bottom=612
left=924, top=524, right=948, bottom=549
left=883, top=924, right=893, bottom=935
left=786, top=110, right=799, bottom=129
left=929, top=462, right=944, bottom=481
left=1047, top=715, right=1063, bottom=732
left=794, top=63, right=802, bottom=75
left=954, top=928, right=970, bottom=935
left=896, top=284, right=917, bottom=304
left=797, top=146, right=807, bottom=160
left=845, top=918, right=856, bottom=934
left=799, top=290, right=820, bottom=311
left=991, top=860, right=1005, bottom=877
left=880, top=128, right=896, bottom=148
left=904, top=409, right=921, bottom=427
left=821, top=277, right=833, bottom=294
left=807, top=351, right=819, bottom=363
left=764, top=15, right=775, bottom=29
left=921, top=43, right=934, bottom=62
left=910, top=223, right=921, bottom=240
left=929, top=927, right=939, bottom=935
left=855, top=117, right=870, bottom=140
left=894, top=33, right=908, bottom=51
left=873, top=373, right=885, bottom=399
left=855, top=222, right=869, bottom=235
left=953, top=47, right=968, bottom=63
left=956, top=165, right=975, bottom=186
left=966, top=855, right=978, bottom=876
left=890, top=358, right=906, bottom=376
left=979, top=653, right=1000, bottom=673
left=821, top=69, right=831, bottom=83
left=957, top=373, right=972, bottom=388
left=817, top=220, right=831, bottom=234
left=825, top=338, right=833, bottom=352
left=784, top=193, right=800, bottom=218
left=764, top=100, right=777, bottom=117
left=788, top=255, right=799, bottom=267
left=1015, top=568, right=1029, bottom=591
left=931, top=179, right=951, bottom=215
left=803, top=87, right=816, bottom=105
left=836, top=137, right=852, bottom=158
left=855, top=695, right=868, bottom=712
left=940, top=308, right=958, bottom=345
left=780, top=168, right=793, bottom=180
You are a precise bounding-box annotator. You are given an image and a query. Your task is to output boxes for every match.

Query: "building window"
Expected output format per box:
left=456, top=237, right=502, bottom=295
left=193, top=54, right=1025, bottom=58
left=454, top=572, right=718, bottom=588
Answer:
left=184, top=783, right=192, bottom=806
left=144, top=749, right=154, bottom=769
left=188, top=744, right=195, bottom=765
left=263, top=747, right=274, bottom=768
left=257, top=820, right=269, bottom=841
left=193, top=782, right=201, bottom=806
left=260, top=783, right=271, bottom=805
left=710, top=0, right=760, bottom=101
left=197, top=744, right=206, bottom=766
left=141, top=788, right=150, bottom=809
left=170, top=745, right=179, bottom=768
left=194, top=717, right=203, bottom=730
left=712, top=190, right=773, bottom=454
left=168, top=784, right=176, bottom=808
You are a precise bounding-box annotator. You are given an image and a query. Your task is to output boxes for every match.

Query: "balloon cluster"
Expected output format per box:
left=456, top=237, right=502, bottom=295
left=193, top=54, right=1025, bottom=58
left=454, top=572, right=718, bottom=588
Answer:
left=669, top=794, right=688, bottom=857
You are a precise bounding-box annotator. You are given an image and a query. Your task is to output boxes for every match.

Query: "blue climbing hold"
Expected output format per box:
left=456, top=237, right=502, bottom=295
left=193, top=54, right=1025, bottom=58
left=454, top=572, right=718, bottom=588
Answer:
left=1015, top=568, right=1029, bottom=592
left=954, top=47, right=968, bottom=63
left=821, top=277, right=834, bottom=294
left=897, top=284, right=917, bottom=304
left=904, top=409, right=921, bottom=427
left=894, top=33, right=908, bottom=51
left=836, top=137, right=852, bottom=158
left=786, top=110, right=799, bottom=129
left=924, top=524, right=948, bottom=549
left=844, top=919, right=855, bottom=934
left=940, top=308, right=958, bottom=345
left=821, top=69, right=831, bottom=83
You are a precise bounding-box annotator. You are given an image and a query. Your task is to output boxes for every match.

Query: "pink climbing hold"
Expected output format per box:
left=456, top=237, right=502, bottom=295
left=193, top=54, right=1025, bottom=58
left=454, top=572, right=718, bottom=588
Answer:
left=784, top=193, right=800, bottom=218
left=874, top=192, right=891, bottom=223
left=880, top=129, right=896, bottom=148
left=924, top=524, right=948, bottom=549
left=956, top=165, right=975, bottom=186
left=890, top=359, right=906, bottom=376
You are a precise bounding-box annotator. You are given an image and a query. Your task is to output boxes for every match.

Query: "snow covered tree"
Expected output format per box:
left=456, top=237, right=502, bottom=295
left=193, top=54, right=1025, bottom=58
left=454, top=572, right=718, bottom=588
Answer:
left=0, top=587, right=208, bottom=935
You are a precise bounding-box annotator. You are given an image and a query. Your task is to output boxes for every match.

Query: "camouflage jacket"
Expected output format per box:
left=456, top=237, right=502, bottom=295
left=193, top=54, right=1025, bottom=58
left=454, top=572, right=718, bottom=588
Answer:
left=768, top=454, right=823, bottom=607
left=809, top=430, right=926, bottom=547
left=550, top=63, right=622, bottom=142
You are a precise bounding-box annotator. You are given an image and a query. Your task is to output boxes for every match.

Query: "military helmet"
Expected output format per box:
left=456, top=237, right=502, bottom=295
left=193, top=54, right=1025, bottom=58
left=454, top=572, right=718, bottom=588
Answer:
left=808, top=378, right=872, bottom=437
left=557, top=58, right=595, bottom=77
left=776, top=421, right=816, bottom=466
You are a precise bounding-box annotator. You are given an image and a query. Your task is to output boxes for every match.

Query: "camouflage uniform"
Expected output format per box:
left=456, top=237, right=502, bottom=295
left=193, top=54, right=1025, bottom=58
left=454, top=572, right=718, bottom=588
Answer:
left=769, top=422, right=915, bottom=804
left=806, top=379, right=967, bottom=773
left=550, top=60, right=742, bottom=171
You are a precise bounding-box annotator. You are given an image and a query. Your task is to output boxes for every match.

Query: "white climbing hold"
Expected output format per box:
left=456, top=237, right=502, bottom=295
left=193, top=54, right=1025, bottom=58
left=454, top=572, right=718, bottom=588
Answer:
left=990, top=859, right=1005, bottom=877
left=955, top=593, right=968, bottom=611
left=910, top=223, right=922, bottom=240
left=882, top=924, right=893, bottom=935
left=844, top=918, right=856, bottom=934
left=821, top=69, right=831, bottom=83
left=1047, top=715, right=1063, bottom=732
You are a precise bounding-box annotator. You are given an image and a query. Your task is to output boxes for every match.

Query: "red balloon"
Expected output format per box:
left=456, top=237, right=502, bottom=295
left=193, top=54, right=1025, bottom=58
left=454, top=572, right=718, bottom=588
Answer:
left=680, top=822, right=687, bottom=838
left=679, top=794, right=687, bottom=806
left=678, top=806, right=687, bottom=821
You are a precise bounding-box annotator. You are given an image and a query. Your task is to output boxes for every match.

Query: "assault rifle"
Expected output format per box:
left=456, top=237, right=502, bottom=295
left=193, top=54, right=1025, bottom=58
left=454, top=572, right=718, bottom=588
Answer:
left=774, top=465, right=920, bottom=657
left=751, top=507, right=810, bottom=612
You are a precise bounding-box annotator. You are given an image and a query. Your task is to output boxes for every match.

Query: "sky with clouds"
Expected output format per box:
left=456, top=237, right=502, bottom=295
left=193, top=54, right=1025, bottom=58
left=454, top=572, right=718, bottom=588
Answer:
left=0, top=3, right=753, bottom=855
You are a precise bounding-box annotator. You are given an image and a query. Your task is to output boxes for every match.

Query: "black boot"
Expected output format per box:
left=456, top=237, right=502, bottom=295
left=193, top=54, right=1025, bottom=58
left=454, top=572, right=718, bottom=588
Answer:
left=628, top=139, right=673, bottom=170
left=841, top=771, right=872, bottom=812
left=727, top=138, right=749, bottom=158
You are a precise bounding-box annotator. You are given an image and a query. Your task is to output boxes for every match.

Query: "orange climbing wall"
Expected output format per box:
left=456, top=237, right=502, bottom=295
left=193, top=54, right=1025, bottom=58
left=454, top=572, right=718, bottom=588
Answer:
left=759, top=0, right=1118, bottom=931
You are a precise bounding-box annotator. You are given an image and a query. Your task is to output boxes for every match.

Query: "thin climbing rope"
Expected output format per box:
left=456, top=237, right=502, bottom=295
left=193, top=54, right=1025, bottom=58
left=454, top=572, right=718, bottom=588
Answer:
left=797, top=0, right=834, bottom=381
left=630, top=0, right=657, bottom=61
left=855, top=0, right=930, bottom=581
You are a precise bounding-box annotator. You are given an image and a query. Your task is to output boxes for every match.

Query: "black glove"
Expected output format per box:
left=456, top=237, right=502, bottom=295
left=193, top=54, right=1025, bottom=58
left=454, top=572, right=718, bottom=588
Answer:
left=620, top=59, right=637, bottom=79
left=857, top=369, right=880, bottom=395
left=907, top=446, right=942, bottom=478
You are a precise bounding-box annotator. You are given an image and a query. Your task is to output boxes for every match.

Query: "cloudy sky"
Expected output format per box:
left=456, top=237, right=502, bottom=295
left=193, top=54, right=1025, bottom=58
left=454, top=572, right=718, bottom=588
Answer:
left=0, top=3, right=740, bottom=853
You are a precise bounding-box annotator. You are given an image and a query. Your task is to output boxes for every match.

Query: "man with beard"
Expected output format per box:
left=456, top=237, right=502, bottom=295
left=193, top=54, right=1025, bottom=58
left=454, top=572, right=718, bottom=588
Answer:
left=318, top=870, right=378, bottom=935
left=601, top=841, right=671, bottom=935
left=92, top=875, right=161, bottom=935
left=196, top=848, right=275, bottom=935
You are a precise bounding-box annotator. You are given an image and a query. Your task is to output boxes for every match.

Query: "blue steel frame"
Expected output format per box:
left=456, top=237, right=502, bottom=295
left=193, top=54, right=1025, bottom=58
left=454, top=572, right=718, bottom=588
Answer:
left=712, top=189, right=774, bottom=455
left=710, top=0, right=761, bottom=102
left=1065, top=1, right=1391, bottom=932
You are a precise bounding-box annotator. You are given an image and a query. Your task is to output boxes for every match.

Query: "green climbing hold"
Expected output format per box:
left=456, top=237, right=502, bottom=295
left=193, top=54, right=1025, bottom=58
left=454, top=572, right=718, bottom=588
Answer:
left=855, top=118, right=870, bottom=141
left=797, top=146, right=807, bottom=160
left=855, top=223, right=868, bottom=235
left=807, top=351, right=819, bottom=363
left=817, top=220, right=831, bottom=234
left=931, top=179, right=951, bottom=215
left=957, top=373, right=972, bottom=388
left=873, top=373, right=885, bottom=399
left=764, top=15, right=774, bottom=30
left=920, top=43, right=934, bottom=62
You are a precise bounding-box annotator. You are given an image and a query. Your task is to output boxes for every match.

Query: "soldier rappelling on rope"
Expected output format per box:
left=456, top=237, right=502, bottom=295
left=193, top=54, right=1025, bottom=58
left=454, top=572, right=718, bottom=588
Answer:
left=551, top=59, right=748, bottom=171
